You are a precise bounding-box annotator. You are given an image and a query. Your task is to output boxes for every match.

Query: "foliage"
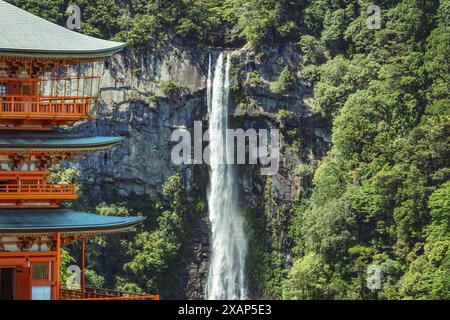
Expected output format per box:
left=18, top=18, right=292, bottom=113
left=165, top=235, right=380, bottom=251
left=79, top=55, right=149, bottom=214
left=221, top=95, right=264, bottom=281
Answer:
left=96, top=202, right=131, bottom=216
left=270, top=66, right=297, bottom=95
left=8, top=0, right=307, bottom=48
left=161, top=80, right=184, bottom=96
left=276, top=108, right=294, bottom=122
left=48, top=164, right=80, bottom=185
left=147, top=94, right=158, bottom=104
left=293, top=163, right=314, bottom=179
left=282, top=253, right=335, bottom=300
left=287, top=0, right=450, bottom=300
left=396, top=182, right=450, bottom=299
left=59, top=248, right=76, bottom=286
left=85, top=269, right=106, bottom=288
left=127, top=90, right=140, bottom=102
left=124, top=173, right=205, bottom=296
left=48, top=164, right=82, bottom=207
left=246, top=71, right=265, bottom=87
left=299, top=35, right=326, bottom=65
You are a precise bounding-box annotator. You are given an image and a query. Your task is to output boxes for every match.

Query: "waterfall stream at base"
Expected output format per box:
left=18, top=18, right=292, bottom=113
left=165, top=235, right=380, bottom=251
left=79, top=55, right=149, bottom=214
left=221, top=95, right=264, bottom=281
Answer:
left=205, top=52, right=248, bottom=300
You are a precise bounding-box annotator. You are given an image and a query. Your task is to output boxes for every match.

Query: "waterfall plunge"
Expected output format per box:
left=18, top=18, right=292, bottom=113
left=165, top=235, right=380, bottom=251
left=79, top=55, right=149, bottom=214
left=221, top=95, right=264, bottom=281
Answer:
left=205, top=53, right=248, bottom=300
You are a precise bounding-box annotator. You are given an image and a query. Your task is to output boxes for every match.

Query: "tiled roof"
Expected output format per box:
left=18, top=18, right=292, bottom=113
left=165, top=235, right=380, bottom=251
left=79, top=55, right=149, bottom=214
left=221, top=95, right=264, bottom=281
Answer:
left=0, top=208, right=144, bottom=233
left=0, top=0, right=125, bottom=59
left=0, top=132, right=124, bottom=151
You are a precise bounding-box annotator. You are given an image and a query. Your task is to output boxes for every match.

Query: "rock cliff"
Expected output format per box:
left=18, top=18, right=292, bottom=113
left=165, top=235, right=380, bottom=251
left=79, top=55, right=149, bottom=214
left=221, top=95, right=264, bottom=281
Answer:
left=74, top=43, right=330, bottom=299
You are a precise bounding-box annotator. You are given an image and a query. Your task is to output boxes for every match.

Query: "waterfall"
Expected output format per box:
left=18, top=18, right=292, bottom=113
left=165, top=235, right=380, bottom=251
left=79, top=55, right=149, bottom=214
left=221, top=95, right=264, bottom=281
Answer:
left=205, top=52, right=248, bottom=300
left=206, top=52, right=212, bottom=117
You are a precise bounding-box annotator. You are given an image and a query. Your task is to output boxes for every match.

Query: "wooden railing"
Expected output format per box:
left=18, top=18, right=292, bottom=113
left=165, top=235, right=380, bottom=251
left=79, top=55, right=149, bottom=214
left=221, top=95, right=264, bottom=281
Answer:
left=0, top=95, right=92, bottom=119
left=0, top=183, right=76, bottom=195
left=59, top=286, right=159, bottom=300
left=0, top=170, right=49, bottom=180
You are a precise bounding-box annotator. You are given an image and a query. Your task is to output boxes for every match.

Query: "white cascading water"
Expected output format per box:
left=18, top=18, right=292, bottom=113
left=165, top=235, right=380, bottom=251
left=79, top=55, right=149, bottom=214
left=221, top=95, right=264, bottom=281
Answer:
left=205, top=52, right=248, bottom=300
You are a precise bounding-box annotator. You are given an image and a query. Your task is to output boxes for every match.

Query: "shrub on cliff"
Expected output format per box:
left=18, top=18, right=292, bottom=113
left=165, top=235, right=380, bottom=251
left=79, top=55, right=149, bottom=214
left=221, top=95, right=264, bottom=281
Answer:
left=270, top=66, right=297, bottom=94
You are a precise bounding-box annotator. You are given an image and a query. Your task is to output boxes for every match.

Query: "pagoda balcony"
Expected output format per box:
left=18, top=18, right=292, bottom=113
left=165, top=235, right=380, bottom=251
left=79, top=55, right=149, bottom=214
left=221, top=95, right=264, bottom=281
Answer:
left=59, top=286, right=159, bottom=300
left=0, top=181, right=77, bottom=208
left=0, top=95, right=93, bottom=120
left=0, top=183, right=76, bottom=195
left=0, top=75, right=100, bottom=128
left=0, top=170, right=49, bottom=181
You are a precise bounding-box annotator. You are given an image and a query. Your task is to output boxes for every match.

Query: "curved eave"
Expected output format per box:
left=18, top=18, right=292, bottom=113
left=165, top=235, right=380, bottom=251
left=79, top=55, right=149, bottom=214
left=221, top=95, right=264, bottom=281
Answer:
left=0, top=44, right=125, bottom=61
left=0, top=208, right=145, bottom=235
left=0, top=136, right=125, bottom=154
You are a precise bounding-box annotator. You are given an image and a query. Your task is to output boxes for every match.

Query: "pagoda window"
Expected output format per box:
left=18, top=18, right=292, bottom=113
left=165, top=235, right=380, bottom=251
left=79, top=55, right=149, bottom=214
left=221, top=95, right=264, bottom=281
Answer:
left=32, top=262, right=49, bottom=280
left=31, top=262, right=51, bottom=300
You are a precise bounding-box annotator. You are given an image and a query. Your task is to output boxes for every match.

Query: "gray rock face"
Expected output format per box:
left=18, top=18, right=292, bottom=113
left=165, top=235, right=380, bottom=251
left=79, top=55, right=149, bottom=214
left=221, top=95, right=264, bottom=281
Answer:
left=74, top=47, right=208, bottom=199
left=74, top=43, right=330, bottom=299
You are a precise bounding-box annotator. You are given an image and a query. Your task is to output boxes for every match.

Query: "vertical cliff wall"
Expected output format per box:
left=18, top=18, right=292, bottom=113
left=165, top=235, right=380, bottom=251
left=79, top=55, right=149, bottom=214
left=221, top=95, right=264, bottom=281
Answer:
left=73, top=43, right=330, bottom=299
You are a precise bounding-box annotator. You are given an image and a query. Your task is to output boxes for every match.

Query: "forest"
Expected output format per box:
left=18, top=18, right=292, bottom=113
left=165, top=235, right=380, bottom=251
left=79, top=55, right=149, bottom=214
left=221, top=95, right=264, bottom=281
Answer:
left=8, top=0, right=449, bottom=299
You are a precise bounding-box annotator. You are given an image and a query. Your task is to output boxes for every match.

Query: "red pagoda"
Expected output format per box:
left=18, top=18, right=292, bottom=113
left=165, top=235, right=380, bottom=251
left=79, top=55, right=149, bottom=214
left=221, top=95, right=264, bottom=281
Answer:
left=0, top=1, right=157, bottom=300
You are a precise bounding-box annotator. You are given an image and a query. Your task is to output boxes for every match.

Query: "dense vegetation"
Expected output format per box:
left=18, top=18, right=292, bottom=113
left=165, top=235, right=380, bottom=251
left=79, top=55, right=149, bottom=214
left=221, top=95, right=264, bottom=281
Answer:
left=7, top=0, right=307, bottom=48
left=10, top=0, right=449, bottom=299
left=286, top=0, right=449, bottom=300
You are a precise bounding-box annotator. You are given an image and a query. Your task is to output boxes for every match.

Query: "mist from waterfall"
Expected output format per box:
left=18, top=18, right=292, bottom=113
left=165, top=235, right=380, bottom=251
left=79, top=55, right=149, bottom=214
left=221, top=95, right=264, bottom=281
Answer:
left=205, top=52, right=248, bottom=300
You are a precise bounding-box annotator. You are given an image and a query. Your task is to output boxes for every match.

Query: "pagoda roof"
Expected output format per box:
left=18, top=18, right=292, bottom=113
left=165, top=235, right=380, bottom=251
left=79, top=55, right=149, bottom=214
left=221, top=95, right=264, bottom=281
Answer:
left=0, top=208, right=144, bottom=235
left=0, top=1, right=125, bottom=60
left=0, top=132, right=124, bottom=154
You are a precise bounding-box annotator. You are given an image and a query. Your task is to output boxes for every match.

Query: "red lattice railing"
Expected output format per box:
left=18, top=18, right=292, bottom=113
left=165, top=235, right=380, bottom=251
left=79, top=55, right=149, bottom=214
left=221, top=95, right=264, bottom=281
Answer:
left=59, top=286, right=159, bottom=300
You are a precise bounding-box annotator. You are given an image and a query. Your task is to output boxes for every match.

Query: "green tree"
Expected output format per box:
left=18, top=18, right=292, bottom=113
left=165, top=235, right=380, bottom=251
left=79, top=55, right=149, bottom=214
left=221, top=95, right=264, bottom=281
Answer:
left=124, top=173, right=204, bottom=297
left=283, top=253, right=337, bottom=300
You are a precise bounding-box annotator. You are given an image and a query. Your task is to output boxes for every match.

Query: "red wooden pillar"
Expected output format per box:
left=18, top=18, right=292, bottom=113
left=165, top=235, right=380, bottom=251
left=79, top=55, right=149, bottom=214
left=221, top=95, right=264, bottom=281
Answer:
left=81, top=236, right=85, bottom=299
left=55, top=232, right=60, bottom=300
